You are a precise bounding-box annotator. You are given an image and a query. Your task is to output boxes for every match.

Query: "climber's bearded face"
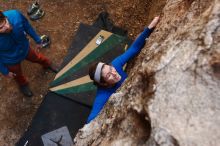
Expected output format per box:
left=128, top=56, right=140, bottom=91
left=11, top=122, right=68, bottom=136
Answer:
left=0, top=18, right=12, bottom=33
left=101, top=65, right=121, bottom=85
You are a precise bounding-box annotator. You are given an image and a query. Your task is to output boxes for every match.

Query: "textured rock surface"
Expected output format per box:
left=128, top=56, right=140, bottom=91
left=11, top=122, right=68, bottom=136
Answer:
left=74, top=0, right=220, bottom=146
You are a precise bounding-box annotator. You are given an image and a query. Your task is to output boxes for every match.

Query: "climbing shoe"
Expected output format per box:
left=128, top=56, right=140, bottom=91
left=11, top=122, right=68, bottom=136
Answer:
left=40, top=35, right=51, bottom=48
left=27, top=2, right=40, bottom=15
left=29, top=9, right=45, bottom=21
left=20, top=85, right=33, bottom=97
left=47, top=63, right=59, bottom=73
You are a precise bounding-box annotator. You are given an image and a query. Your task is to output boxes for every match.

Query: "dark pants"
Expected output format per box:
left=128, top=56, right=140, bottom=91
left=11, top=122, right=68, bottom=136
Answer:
left=6, top=47, right=51, bottom=86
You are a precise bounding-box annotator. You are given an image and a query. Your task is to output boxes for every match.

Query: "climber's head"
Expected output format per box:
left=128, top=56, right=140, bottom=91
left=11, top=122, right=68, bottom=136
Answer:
left=89, top=62, right=121, bottom=87
left=0, top=11, right=12, bottom=33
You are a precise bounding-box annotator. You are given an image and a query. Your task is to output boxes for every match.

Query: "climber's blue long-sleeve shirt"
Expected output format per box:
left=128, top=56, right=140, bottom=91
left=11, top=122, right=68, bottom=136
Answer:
left=87, top=27, right=154, bottom=123
left=0, top=10, right=41, bottom=75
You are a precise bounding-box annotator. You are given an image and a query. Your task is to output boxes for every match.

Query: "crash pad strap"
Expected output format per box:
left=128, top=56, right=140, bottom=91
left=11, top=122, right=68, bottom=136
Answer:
left=50, top=75, right=92, bottom=92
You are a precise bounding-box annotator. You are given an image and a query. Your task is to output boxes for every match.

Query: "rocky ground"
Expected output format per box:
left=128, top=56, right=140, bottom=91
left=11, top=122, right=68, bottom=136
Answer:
left=0, top=0, right=164, bottom=145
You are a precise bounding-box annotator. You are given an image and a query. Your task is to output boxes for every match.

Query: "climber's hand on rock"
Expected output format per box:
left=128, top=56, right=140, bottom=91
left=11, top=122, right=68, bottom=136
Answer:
left=148, top=16, right=160, bottom=29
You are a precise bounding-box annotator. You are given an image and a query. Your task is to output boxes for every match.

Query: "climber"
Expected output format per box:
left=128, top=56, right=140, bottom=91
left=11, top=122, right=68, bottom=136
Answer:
left=87, top=16, right=160, bottom=123
left=0, top=10, right=58, bottom=97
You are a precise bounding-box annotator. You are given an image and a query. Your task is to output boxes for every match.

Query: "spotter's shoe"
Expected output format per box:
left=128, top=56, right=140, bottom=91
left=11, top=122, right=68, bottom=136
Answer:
left=20, top=85, right=33, bottom=97
left=47, top=63, right=59, bottom=73
left=29, top=9, right=45, bottom=21
left=27, top=2, right=40, bottom=15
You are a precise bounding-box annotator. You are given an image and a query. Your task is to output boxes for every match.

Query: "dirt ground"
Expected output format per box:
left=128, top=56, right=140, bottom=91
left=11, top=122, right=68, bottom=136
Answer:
left=0, top=0, right=164, bottom=145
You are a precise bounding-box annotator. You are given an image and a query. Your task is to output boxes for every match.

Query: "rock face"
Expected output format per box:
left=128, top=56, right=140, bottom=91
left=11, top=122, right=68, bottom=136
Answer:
left=74, top=0, right=220, bottom=146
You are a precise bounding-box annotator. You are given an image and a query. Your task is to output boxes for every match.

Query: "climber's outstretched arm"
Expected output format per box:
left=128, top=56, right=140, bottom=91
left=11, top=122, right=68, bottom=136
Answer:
left=112, top=16, right=160, bottom=67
